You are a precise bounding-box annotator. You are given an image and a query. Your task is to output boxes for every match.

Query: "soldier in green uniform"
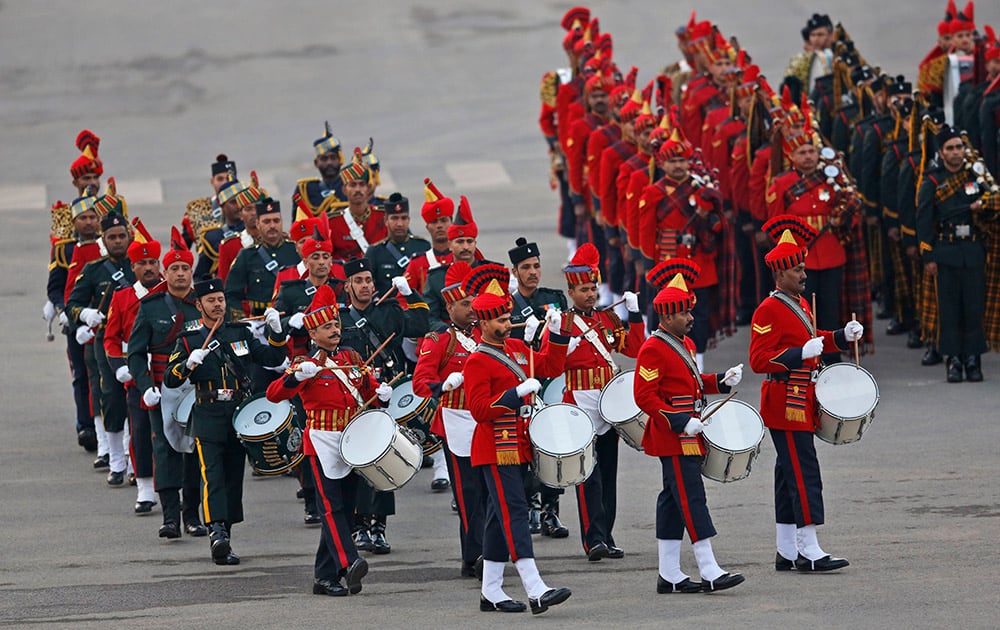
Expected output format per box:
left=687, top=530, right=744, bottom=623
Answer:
left=506, top=236, right=571, bottom=539
left=364, top=193, right=431, bottom=295
left=128, top=241, right=208, bottom=539
left=193, top=177, right=246, bottom=281
left=916, top=125, right=1000, bottom=382
left=338, top=257, right=430, bottom=554
left=164, top=280, right=288, bottom=565
left=66, top=212, right=134, bottom=482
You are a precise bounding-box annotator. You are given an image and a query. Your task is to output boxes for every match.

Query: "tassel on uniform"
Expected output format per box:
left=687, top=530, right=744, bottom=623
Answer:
left=785, top=408, right=808, bottom=423
left=496, top=450, right=522, bottom=466
left=680, top=435, right=703, bottom=456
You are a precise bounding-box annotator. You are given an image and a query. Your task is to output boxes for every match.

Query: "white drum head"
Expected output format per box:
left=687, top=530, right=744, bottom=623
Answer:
left=540, top=374, right=567, bottom=405
left=529, top=404, right=594, bottom=454
left=599, top=371, right=641, bottom=424
left=341, top=410, right=396, bottom=467
left=233, top=396, right=291, bottom=437
left=174, top=390, right=196, bottom=426
left=389, top=379, right=422, bottom=416
left=815, top=364, right=879, bottom=418
left=702, top=399, right=764, bottom=451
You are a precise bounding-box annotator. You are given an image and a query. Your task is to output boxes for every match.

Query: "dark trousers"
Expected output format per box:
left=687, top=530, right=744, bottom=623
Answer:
left=446, top=447, right=486, bottom=564
left=576, top=429, right=620, bottom=551
left=604, top=225, right=625, bottom=295
left=65, top=332, right=93, bottom=431
left=804, top=265, right=844, bottom=364
left=83, top=343, right=103, bottom=425
left=482, top=463, right=534, bottom=562
left=149, top=406, right=201, bottom=524
left=735, top=217, right=757, bottom=315
left=355, top=485, right=395, bottom=519
left=690, top=287, right=712, bottom=353
left=656, top=455, right=716, bottom=542
left=556, top=171, right=575, bottom=240
left=936, top=261, right=987, bottom=356
left=309, top=455, right=360, bottom=580
left=126, top=387, right=153, bottom=478
left=195, top=431, right=246, bottom=526
left=770, top=428, right=825, bottom=527
left=94, top=336, right=128, bottom=432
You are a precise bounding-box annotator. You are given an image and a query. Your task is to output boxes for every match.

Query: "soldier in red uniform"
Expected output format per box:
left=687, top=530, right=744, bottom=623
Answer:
left=633, top=273, right=744, bottom=593
left=267, top=284, right=390, bottom=597
left=462, top=264, right=572, bottom=615
left=404, top=178, right=455, bottom=295
left=328, top=149, right=386, bottom=261
left=681, top=29, right=733, bottom=149
left=566, top=72, right=615, bottom=251
left=749, top=215, right=863, bottom=573
left=553, top=244, right=644, bottom=560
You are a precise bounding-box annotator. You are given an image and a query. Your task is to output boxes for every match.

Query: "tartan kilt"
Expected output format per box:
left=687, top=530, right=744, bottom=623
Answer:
left=840, top=221, right=874, bottom=355
left=918, top=270, right=939, bottom=345
left=888, top=238, right=914, bottom=320
left=983, top=224, right=1000, bottom=352
left=866, top=221, right=884, bottom=295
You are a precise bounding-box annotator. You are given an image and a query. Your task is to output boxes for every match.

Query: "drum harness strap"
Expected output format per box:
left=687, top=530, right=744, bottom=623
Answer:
left=193, top=327, right=252, bottom=403
left=652, top=329, right=706, bottom=456
left=346, top=305, right=395, bottom=367
left=769, top=291, right=818, bottom=423
left=341, top=208, right=370, bottom=252
left=383, top=239, right=413, bottom=269
left=572, top=314, right=619, bottom=374
left=424, top=249, right=442, bottom=270
left=320, top=351, right=364, bottom=408
left=255, top=243, right=285, bottom=275
left=475, top=343, right=531, bottom=465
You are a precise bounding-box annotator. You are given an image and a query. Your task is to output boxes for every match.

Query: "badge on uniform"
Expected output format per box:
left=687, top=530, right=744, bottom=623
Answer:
left=818, top=188, right=831, bottom=202
left=965, top=181, right=979, bottom=196
left=184, top=320, right=203, bottom=332
left=514, top=352, right=528, bottom=365
left=230, top=340, right=250, bottom=356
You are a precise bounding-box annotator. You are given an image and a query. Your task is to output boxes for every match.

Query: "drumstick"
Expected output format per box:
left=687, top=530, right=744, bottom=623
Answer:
left=238, top=311, right=286, bottom=322
left=528, top=346, right=534, bottom=379
left=375, top=285, right=397, bottom=306
left=362, top=332, right=397, bottom=369
left=811, top=293, right=818, bottom=336
left=700, top=390, right=738, bottom=425
left=601, top=293, right=637, bottom=312
left=200, top=316, right=223, bottom=350
left=357, top=372, right=405, bottom=412
left=511, top=322, right=527, bottom=328
left=851, top=311, right=860, bottom=366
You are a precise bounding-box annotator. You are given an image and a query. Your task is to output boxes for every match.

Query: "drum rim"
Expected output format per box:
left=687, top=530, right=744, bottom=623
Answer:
left=598, top=370, right=645, bottom=424
left=814, top=363, right=881, bottom=417
left=700, top=399, right=765, bottom=450
left=340, top=409, right=403, bottom=467
left=529, top=403, right=597, bottom=451
left=173, top=389, right=197, bottom=424
left=232, top=394, right=295, bottom=438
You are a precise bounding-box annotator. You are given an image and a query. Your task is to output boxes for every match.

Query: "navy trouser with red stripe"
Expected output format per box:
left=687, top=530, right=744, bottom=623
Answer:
left=445, top=446, right=486, bottom=565
left=482, top=463, right=534, bottom=562
left=126, top=387, right=153, bottom=478
left=576, top=429, right=620, bottom=552
left=656, top=455, right=716, bottom=542
left=309, top=455, right=360, bottom=581
left=770, top=429, right=824, bottom=527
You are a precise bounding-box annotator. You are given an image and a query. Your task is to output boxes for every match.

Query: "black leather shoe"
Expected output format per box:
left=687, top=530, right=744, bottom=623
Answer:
left=775, top=552, right=796, bottom=571
left=93, top=454, right=110, bottom=470
left=922, top=346, right=943, bottom=366
left=946, top=356, right=964, bottom=383
left=529, top=587, right=572, bottom=615
left=369, top=525, right=391, bottom=555
left=587, top=542, right=610, bottom=562
left=209, top=523, right=231, bottom=561
left=607, top=545, right=625, bottom=559
left=657, top=576, right=703, bottom=594
left=795, top=554, right=849, bottom=572
left=134, top=500, right=156, bottom=515
left=78, top=428, right=98, bottom=452
left=906, top=329, right=923, bottom=349
left=353, top=528, right=375, bottom=552
left=107, top=470, right=125, bottom=486
left=528, top=509, right=542, bottom=534
left=701, top=572, right=745, bottom=592
left=184, top=522, right=208, bottom=537
left=431, top=478, right=450, bottom=492
left=876, top=307, right=891, bottom=320
left=295, top=487, right=306, bottom=500
left=480, top=596, right=527, bottom=612
left=474, top=555, right=483, bottom=581
left=422, top=455, right=434, bottom=469
left=885, top=318, right=909, bottom=335
left=540, top=511, right=569, bottom=538
left=158, top=522, right=181, bottom=539
left=313, top=578, right=348, bottom=597
left=345, top=557, right=368, bottom=594
left=128, top=473, right=137, bottom=486
left=451, top=498, right=458, bottom=513
left=213, top=552, right=240, bottom=566
left=304, top=512, right=322, bottom=526
left=965, top=355, right=983, bottom=382
left=461, top=563, right=476, bottom=578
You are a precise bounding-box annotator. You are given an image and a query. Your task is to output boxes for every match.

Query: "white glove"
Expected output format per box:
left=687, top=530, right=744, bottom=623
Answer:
left=391, top=275, right=412, bottom=297
left=264, top=307, right=282, bottom=334
left=295, top=361, right=320, bottom=381
left=57, top=311, right=68, bottom=327
left=376, top=382, right=393, bottom=402
left=142, top=387, right=161, bottom=407
left=545, top=308, right=563, bottom=335
left=288, top=312, right=305, bottom=330
left=722, top=363, right=743, bottom=387
left=247, top=320, right=268, bottom=345
left=844, top=319, right=864, bottom=342
left=264, top=357, right=291, bottom=373
left=186, top=348, right=209, bottom=370
left=443, top=371, right=464, bottom=392
left=683, top=418, right=705, bottom=435
left=623, top=291, right=640, bottom=313
left=80, top=307, right=104, bottom=328
left=801, top=337, right=824, bottom=359
left=516, top=378, right=542, bottom=397
left=42, top=301, right=56, bottom=322
left=567, top=337, right=582, bottom=355
left=75, top=325, right=95, bottom=344
left=115, top=365, right=132, bottom=383
left=523, top=314, right=541, bottom=342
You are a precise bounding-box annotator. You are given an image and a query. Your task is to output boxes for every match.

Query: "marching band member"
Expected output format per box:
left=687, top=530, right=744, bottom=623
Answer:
left=749, top=215, right=863, bottom=572
left=267, top=284, right=390, bottom=596
left=291, top=122, right=349, bottom=224
left=633, top=272, right=744, bottom=593
left=463, top=264, right=573, bottom=615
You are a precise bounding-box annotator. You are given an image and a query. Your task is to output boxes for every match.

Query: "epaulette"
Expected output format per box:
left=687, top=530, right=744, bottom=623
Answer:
left=424, top=331, right=440, bottom=342
left=50, top=238, right=75, bottom=269
left=221, top=232, right=240, bottom=243
left=226, top=321, right=250, bottom=328
left=140, top=290, right=168, bottom=303
left=369, top=237, right=388, bottom=247
left=280, top=278, right=307, bottom=288
left=427, top=265, right=447, bottom=278
left=296, top=177, right=320, bottom=186
left=540, top=71, right=558, bottom=108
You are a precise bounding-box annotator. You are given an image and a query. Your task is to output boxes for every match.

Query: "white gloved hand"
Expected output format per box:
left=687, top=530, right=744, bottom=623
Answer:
left=623, top=291, right=640, bottom=313
left=376, top=382, right=393, bottom=402
left=683, top=418, right=705, bottom=435
left=80, top=307, right=104, bottom=328
left=567, top=337, right=582, bottom=355
left=722, top=363, right=743, bottom=387
left=545, top=307, right=563, bottom=335
left=186, top=348, right=209, bottom=369
left=142, top=387, right=161, bottom=407
left=247, top=320, right=268, bottom=345
left=295, top=361, right=320, bottom=381
left=75, top=325, right=95, bottom=344
left=801, top=337, right=824, bottom=359
left=443, top=371, right=464, bottom=392
left=42, top=301, right=56, bottom=322
left=523, top=314, right=541, bottom=342
left=844, top=319, right=864, bottom=342
left=288, top=312, right=305, bottom=330
left=264, top=357, right=291, bottom=373
left=264, top=307, right=282, bottom=334
left=57, top=311, right=69, bottom=327
left=516, top=378, right=542, bottom=397
left=391, top=275, right=412, bottom=297
left=115, top=365, right=132, bottom=383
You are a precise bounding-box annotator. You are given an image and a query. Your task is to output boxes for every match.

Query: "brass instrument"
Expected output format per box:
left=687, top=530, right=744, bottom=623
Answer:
left=818, top=145, right=860, bottom=242
left=960, top=131, right=999, bottom=194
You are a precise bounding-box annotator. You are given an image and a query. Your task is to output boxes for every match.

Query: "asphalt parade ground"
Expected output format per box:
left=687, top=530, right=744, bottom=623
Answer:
left=1, top=2, right=998, bottom=628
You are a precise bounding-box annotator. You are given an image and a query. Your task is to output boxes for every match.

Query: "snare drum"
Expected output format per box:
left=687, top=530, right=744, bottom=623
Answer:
left=598, top=370, right=647, bottom=451
left=700, top=399, right=765, bottom=483
left=539, top=374, right=567, bottom=405
left=340, top=409, right=423, bottom=491
left=814, top=363, right=879, bottom=445
left=528, top=403, right=596, bottom=488
left=387, top=377, right=442, bottom=455
left=173, top=389, right=196, bottom=428
left=232, top=394, right=304, bottom=476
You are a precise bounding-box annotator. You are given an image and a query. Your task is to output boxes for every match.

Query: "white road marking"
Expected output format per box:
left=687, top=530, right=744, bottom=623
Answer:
left=115, top=178, right=164, bottom=205
left=445, top=161, right=512, bottom=189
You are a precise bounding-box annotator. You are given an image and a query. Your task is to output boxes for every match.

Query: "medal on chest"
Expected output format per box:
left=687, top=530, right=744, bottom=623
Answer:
left=818, top=188, right=831, bottom=202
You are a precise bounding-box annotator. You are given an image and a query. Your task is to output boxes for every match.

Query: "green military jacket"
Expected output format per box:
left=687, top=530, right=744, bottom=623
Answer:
left=66, top=255, right=136, bottom=338
left=224, top=239, right=299, bottom=318
left=339, top=292, right=429, bottom=380
left=365, top=234, right=431, bottom=295
left=128, top=289, right=202, bottom=392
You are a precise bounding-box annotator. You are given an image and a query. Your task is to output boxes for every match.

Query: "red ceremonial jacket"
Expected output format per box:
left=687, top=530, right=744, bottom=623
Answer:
left=766, top=168, right=855, bottom=269
left=567, top=112, right=608, bottom=202
left=554, top=308, right=645, bottom=395
left=413, top=324, right=481, bottom=437
left=622, top=161, right=658, bottom=249
left=64, top=241, right=102, bottom=305
left=748, top=143, right=774, bottom=222
left=586, top=123, right=622, bottom=208
left=328, top=207, right=387, bottom=261
left=598, top=139, right=637, bottom=227
left=104, top=280, right=164, bottom=389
